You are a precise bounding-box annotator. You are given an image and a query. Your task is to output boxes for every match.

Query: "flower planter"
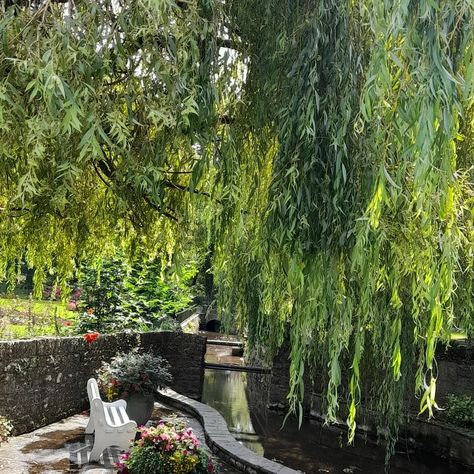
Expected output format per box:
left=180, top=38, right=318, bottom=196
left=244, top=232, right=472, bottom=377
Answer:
left=124, top=393, right=155, bottom=426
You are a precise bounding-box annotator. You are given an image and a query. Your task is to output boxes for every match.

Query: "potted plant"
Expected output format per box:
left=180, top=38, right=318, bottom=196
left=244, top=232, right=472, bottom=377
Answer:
left=97, top=349, right=172, bottom=425
left=116, top=418, right=219, bottom=473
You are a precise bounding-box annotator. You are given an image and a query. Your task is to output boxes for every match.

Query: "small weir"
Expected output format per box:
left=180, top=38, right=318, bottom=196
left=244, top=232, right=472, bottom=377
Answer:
left=204, top=363, right=271, bottom=374
left=201, top=331, right=469, bottom=474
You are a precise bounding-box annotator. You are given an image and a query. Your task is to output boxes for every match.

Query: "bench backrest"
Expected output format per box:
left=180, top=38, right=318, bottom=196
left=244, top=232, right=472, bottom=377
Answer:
left=87, top=378, right=106, bottom=425
left=87, top=378, right=101, bottom=403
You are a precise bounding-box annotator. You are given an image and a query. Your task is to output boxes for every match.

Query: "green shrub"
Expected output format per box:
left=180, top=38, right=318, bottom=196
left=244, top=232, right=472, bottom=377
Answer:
left=77, top=258, right=198, bottom=333
left=77, top=259, right=127, bottom=331
left=444, top=394, right=474, bottom=429
left=97, top=349, right=172, bottom=400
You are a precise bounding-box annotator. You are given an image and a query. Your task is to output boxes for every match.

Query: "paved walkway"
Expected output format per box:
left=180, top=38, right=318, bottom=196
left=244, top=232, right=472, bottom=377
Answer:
left=0, top=403, right=241, bottom=473
left=0, top=413, right=115, bottom=473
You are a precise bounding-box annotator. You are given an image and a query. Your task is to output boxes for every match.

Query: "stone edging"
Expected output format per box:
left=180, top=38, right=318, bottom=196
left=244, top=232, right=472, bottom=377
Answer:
left=306, top=394, right=474, bottom=468
left=157, top=388, right=300, bottom=474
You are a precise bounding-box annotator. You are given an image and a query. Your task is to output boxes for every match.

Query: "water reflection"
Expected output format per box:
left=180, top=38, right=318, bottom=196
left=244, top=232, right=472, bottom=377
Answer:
left=202, top=370, right=264, bottom=456
left=247, top=405, right=469, bottom=474
left=205, top=345, right=245, bottom=366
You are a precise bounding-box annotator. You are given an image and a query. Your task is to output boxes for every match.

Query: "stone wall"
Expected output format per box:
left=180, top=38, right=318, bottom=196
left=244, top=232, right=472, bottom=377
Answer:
left=0, top=331, right=206, bottom=435
left=436, top=341, right=474, bottom=402
left=139, top=332, right=206, bottom=400
left=266, top=340, right=474, bottom=467
left=269, top=340, right=474, bottom=410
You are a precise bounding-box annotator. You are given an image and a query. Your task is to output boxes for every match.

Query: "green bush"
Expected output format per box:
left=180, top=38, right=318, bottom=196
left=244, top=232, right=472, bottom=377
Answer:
left=77, top=259, right=126, bottom=326
left=76, top=258, right=199, bottom=333
left=444, top=394, right=474, bottom=429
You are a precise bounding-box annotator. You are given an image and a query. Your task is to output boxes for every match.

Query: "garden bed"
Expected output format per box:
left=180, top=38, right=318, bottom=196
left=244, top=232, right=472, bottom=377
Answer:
left=0, top=297, right=76, bottom=340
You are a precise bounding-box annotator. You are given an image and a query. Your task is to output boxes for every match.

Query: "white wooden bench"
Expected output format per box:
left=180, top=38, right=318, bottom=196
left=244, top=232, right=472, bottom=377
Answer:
left=85, top=378, right=138, bottom=462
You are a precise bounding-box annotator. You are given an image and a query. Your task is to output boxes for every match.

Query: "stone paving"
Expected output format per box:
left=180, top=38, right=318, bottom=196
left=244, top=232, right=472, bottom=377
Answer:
left=0, top=413, right=116, bottom=473
left=0, top=403, right=241, bottom=473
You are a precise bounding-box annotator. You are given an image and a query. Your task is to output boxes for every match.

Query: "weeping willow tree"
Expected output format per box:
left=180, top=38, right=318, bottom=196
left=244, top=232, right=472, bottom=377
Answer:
left=0, top=0, right=222, bottom=291
left=1, top=0, right=473, bottom=451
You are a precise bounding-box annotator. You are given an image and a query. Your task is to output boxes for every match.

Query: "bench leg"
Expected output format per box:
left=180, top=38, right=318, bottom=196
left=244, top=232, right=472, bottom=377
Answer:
left=89, top=439, right=106, bottom=462
left=115, top=433, right=134, bottom=452
left=89, top=433, right=134, bottom=463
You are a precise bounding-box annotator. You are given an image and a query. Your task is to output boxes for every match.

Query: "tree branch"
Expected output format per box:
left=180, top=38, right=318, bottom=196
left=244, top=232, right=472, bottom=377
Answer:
left=93, top=157, right=179, bottom=222
left=142, top=195, right=178, bottom=222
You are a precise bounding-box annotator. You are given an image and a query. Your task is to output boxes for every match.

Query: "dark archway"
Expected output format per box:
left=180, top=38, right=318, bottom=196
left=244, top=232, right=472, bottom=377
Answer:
left=205, top=319, right=221, bottom=332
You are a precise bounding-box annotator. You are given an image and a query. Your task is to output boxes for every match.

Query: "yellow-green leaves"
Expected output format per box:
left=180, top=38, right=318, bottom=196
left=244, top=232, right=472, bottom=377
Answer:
left=214, top=0, right=474, bottom=457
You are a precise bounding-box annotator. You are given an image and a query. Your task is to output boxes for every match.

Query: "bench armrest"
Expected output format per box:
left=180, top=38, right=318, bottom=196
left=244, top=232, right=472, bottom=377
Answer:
left=104, top=399, right=127, bottom=409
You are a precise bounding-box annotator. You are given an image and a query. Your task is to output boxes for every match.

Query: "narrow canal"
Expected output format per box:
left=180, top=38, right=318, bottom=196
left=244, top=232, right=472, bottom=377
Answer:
left=200, top=332, right=468, bottom=474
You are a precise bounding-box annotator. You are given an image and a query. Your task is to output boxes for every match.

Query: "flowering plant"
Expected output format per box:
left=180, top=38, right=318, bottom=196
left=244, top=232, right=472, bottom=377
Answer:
left=116, top=418, right=218, bottom=474
left=97, top=349, right=172, bottom=401
left=83, top=331, right=100, bottom=343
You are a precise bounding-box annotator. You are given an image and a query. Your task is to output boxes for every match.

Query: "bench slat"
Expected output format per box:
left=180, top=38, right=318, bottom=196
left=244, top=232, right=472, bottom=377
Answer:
left=117, top=406, right=127, bottom=424
left=105, top=406, right=118, bottom=426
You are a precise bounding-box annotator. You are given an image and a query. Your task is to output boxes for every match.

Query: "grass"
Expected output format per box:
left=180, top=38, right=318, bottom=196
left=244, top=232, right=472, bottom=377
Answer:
left=0, top=295, right=78, bottom=340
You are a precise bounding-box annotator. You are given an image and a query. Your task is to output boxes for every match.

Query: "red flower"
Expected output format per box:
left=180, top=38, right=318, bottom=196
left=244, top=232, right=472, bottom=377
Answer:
left=62, top=320, right=73, bottom=327
left=84, top=332, right=99, bottom=343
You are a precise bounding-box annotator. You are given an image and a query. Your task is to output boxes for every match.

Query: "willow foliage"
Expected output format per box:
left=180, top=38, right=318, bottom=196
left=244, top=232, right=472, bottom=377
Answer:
left=213, top=0, right=474, bottom=448
left=1, top=0, right=473, bottom=450
left=0, top=0, right=220, bottom=292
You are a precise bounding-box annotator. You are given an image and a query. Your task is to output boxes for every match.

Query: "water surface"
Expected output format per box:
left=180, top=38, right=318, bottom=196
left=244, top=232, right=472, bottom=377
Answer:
left=202, top=341, right=469, bottom=474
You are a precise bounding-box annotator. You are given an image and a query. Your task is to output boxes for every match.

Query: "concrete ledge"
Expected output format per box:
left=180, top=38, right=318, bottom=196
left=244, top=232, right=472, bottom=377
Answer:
left=176, top=306, right=201, bottom=324
left=179, top=313, right=201, bottom=333
left=207, top=340, right=244, bottom=347
left=158, top=388, right=300, bottom=474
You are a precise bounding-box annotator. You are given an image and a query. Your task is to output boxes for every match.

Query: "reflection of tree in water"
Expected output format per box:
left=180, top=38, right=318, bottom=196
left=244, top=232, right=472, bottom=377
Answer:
left=246, top=372, right=271, bottom=432
left=203, top=371, right=468, bottom=474
left=202, top=370, right=264, bottom=455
